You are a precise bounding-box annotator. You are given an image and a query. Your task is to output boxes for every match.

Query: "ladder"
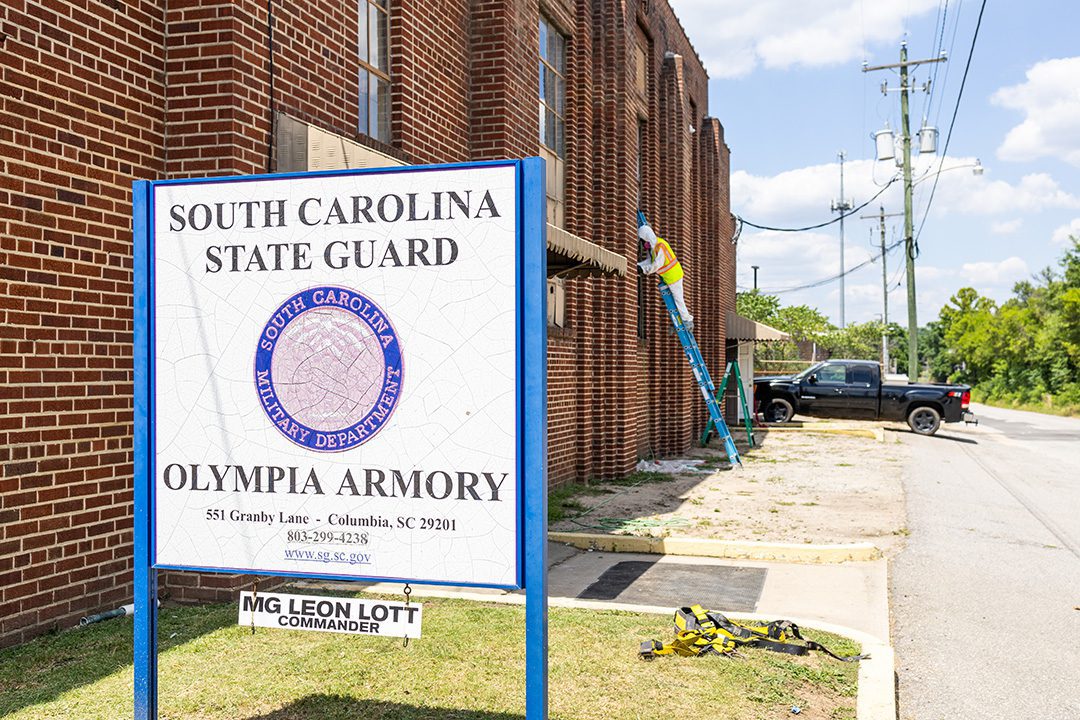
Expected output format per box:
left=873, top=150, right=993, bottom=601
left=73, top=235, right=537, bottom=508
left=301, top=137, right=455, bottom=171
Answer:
left=656, top=280, right=742, bottom=466
left=700, top=360, right=755, bottom=449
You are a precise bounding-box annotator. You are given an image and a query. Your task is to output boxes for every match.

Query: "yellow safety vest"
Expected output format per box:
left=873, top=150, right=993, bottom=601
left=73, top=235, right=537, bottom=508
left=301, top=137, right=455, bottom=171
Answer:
left=653, top=237, right=684, bottom=285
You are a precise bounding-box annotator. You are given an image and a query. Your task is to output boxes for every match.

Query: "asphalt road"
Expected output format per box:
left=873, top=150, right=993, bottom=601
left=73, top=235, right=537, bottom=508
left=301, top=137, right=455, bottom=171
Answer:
left=891, top=403, right=1080, bottom=720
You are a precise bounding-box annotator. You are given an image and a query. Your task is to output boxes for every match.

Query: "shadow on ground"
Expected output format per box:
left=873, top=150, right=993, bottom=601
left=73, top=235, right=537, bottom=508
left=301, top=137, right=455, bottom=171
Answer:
left=0, top=597, right=235, bottom=718
left=884, top=427, right=978, bottom=444
left=244, top=695, right=523, bottom=720
left=553, top=432, right=768, bottom=534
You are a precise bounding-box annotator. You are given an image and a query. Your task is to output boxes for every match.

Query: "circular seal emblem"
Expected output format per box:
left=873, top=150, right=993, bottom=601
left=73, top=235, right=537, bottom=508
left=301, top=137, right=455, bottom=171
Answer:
left=254, top=286, right=403, bottom=452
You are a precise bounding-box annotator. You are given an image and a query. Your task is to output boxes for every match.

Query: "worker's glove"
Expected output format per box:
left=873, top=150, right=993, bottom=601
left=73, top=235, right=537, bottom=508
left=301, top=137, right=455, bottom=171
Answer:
left=638, top=223, right=657, bottom=246
left=637, top=259, right=650, bottom=274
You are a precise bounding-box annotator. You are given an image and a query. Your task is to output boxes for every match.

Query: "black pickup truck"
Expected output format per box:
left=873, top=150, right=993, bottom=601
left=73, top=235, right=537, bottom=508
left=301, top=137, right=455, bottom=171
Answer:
left=753, top=359, right=976, bottom=435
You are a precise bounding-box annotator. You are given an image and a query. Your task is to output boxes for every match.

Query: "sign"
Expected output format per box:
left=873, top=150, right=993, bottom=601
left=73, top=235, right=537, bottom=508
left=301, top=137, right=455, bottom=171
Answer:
left=150, top=163, right=521, bottom=587
left=238, top=591, right=421, bottom=638
left=133, top=158, right=550, bottom=720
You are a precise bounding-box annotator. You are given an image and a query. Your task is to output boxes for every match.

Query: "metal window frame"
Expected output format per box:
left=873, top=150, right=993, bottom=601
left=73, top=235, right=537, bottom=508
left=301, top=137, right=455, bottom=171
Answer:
left=358, top=0, right=391, bottom=141
left=538, top=15, right=566, bottom=158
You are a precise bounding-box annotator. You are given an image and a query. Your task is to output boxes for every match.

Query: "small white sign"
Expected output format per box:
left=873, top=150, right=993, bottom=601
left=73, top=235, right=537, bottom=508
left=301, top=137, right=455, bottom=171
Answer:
left=238, top=591, right=422, bottom=638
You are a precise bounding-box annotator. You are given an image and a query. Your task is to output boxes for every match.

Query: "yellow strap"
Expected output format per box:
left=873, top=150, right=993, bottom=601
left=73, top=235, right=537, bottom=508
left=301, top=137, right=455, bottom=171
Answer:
left=644, top=604, right=865, bottom=662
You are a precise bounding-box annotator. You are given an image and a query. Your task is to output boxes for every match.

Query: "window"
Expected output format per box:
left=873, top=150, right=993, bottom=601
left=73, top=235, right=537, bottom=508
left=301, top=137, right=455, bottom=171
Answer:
left=538, top=16, right=566, bottom=226
left=358, top=0, right=390, bottom=142
left=816, top=364, right=847, bottom=384
left=850, top=366, right=874, bottom=386
left=538, top=17, right=566, bottom=157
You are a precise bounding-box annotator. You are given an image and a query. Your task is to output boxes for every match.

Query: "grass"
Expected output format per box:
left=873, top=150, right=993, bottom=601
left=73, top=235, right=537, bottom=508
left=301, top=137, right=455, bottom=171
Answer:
left=975, top=394, right=1080, bottom=418
left=548, top=484, right=592, bottom=523
left=0, top=597, right=859, bottom=720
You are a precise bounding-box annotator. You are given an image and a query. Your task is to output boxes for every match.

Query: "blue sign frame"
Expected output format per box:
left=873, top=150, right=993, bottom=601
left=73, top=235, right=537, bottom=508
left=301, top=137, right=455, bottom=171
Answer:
left=132, top=157, right=548, bottom=718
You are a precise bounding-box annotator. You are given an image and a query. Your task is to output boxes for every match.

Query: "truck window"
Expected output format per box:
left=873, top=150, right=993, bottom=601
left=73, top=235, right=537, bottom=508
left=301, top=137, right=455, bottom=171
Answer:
left=850, top=366, right=874, bottom=386
left=816, top=364, right=847, bottom=384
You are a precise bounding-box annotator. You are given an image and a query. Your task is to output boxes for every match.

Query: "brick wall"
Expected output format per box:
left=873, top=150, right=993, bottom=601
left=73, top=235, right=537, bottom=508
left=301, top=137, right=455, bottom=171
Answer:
left=0, top=0, right=166, bottom=647
left=0, top=0, right=734, bottom=646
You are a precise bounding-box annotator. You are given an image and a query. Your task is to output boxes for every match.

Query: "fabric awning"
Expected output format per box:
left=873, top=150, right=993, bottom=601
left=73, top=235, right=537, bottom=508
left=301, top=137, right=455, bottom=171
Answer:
left=547, top=223, right=627, bottom=278
left=726, top=312, right=790, bottom=342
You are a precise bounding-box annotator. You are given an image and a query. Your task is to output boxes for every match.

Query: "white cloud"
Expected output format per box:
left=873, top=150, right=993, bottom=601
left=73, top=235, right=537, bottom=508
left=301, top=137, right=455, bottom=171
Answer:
left=669, top=0, right=937, bottom=79
left=738, top=231, right=840, bottom=286
left=990, top=219, right=1023, bottom=235
left=736, top=228, right=885, bottom=323
left=959, top=257, right=1029, bottom=287
left=1051, top=218, right=1080, bottom=245
left=730, top=158, right=1076, bottom=324
left=992, top=57, right=1080, bottom=166
left=732, top=158, right=901, bottom=227
left=931, top=171, right=1080, bottom=215
left=732, top=158, right=1080, bottom=234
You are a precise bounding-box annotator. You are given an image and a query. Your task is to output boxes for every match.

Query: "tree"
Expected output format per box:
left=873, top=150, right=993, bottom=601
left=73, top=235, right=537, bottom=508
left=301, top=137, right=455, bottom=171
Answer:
left=774, top=305, right=831, bottom=344
left=824, top=320, right=884, bottom=360
left=735, top=291, right=832, bottom=372
left=736, top=290, right=780, bottom=323
left=919, top=237, right=1080, bottom=410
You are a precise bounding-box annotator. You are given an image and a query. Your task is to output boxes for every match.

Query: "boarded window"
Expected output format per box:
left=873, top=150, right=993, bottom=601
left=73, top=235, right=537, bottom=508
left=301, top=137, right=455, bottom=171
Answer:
left=635, top=42, right=647, bottom=97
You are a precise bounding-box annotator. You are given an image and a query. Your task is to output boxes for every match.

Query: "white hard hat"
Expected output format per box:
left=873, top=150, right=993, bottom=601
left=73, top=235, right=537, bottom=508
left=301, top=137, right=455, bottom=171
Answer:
left=638, top=224, right=657, bottom=245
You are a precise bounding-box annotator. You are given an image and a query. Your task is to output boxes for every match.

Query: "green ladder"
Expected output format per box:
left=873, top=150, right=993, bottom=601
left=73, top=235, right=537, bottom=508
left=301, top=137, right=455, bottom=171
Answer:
left=700, top=360, right=755, bottom=449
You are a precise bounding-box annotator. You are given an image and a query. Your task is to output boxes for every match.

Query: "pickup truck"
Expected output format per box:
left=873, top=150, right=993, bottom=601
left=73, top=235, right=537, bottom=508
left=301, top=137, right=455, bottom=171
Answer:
left=753, top=359, right=976, bottom=435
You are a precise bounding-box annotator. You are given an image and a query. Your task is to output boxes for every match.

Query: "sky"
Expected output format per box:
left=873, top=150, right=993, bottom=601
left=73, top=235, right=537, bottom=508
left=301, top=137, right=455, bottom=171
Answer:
left=669, top=0, right=1080, bottom=328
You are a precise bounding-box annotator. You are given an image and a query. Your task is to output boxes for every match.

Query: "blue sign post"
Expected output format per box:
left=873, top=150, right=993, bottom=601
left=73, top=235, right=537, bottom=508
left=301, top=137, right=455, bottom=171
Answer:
left=131, top=157, right=548, bottom=718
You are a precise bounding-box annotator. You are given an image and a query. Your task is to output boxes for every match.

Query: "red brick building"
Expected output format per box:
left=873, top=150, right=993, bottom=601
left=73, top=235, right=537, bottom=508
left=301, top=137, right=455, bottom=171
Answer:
left=0, top=0, right=736, bottom=646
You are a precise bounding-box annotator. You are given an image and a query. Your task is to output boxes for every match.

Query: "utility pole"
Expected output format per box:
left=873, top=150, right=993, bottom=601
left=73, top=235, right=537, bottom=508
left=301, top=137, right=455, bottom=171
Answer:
left=864, top=43, right=945, bottom=380
left=861, top=206, right=903, bottom=370
left=751, top=265, right=759, bottom=290
left=830, top=151, right=852, bottom=328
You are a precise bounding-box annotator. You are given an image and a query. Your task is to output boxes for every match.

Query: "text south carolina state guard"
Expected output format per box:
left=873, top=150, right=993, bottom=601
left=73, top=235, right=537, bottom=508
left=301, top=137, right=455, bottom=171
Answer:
left=165, top=188, right=501, bottom=274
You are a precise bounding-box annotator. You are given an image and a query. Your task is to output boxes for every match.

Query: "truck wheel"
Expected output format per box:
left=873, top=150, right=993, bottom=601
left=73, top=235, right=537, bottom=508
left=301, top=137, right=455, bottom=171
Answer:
left=763, top=398, right=794, bottom=423
left=907, top=406, right=941, bottom=435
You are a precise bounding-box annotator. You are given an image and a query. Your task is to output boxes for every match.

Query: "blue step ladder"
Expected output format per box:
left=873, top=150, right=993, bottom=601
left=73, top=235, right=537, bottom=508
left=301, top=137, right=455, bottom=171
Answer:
left=639, top=210, right=741, bottom=467
left=656, top=281, right=742, bottom=466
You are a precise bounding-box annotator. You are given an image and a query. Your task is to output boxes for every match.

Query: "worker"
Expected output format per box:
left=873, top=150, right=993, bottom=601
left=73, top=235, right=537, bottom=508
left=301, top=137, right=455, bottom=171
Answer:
left=637, top=221, right=694, bottom=330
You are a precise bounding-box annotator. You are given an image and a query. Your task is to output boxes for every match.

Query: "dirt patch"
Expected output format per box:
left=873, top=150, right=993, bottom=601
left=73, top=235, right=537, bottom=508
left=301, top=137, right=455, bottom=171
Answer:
left=551, top=423, right=909, bottom=554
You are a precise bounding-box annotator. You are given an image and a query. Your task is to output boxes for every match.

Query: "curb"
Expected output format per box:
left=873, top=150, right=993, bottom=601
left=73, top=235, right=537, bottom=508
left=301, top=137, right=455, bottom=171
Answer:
left=548, top=532, right=883, bottom=563
left=317, top=582, right=895, bottom=720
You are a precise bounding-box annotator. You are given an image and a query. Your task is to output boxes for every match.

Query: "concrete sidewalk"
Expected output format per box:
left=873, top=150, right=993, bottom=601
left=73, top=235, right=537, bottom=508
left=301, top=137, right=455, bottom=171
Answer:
left=542, top=542, right=889, bottom=641
left=319, top=542, right=888, bottom=643
left=299, top=540, right=894, bottom=720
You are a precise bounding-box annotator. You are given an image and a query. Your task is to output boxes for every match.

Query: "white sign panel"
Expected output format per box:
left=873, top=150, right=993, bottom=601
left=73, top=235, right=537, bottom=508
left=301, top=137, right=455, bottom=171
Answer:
left=238, top=592, right=421, bottom=637
left=152, top=163, right=520, bottom=587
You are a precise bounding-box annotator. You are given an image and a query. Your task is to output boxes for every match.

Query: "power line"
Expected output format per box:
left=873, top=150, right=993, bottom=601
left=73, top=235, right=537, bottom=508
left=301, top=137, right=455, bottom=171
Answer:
left=921, top=0, right=947, bottom=121
left=749, top=238, right=904, bottom=295
left=926, top=0, right=949, bottom=119
left=737, top=175, right=899, bottom=233
left=913, top=0, right=987, bottom=245
left=933, top=0, right=965, bottom=130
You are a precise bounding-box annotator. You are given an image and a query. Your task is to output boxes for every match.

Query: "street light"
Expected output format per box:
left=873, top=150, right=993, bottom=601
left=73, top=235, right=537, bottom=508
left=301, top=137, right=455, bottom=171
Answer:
left=911, top=159, right=984, bottom=186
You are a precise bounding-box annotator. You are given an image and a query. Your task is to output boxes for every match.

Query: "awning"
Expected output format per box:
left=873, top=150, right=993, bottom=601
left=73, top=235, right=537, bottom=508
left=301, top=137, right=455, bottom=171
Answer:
left=547, top=223, right=627, bottom=278
left=726, top=312, right=790, bottom=342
